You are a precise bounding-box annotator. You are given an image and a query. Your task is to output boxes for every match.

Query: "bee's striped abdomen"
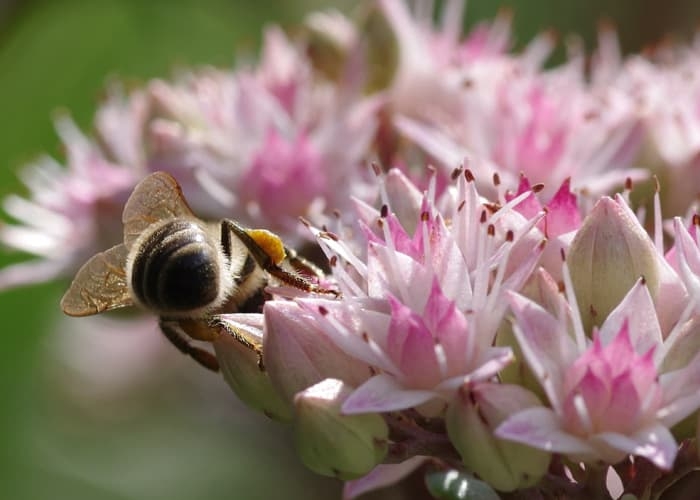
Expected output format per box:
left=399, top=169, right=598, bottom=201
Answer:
left=130, top=220, right=221, bottom=314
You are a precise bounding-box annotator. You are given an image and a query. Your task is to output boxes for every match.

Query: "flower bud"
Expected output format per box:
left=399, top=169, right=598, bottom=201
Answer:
left=212, top=314, right=292, bottom=421
left=358, top=3, right=399, bottom=93
left=568, top=196, right=659, bottom=332
left=294, top=378, right=389, bottom=480
left=304, top=11, right=354, bottom=82
left=446, top=383, right=550, bottom=492
left=264, top=300, right=370, bottom=406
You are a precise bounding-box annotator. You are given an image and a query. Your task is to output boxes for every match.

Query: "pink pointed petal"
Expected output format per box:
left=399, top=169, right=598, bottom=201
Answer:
left=655, top=255, right=689, bottom=336
left=423, top=221, right=473, bottom=310
left=386, top=213, right=417, bottom=256
left=386, top=296, right=441, bottom=383
left=384, top=169, right=423, bottom=235
left=297, top=298, right=396, bottom=373
left=341, top=374, right=436, bottom=414
left=342, top=456, right=429, bottom=500
left=264, top=300, right=371, bottom=403
left=674, top=216, right=700, bottom=276
left=545, top=178, right=581, bottom=236
left=495, top=407, right=593, bottom=455
left=436, top=347, right=514, bottom=393
left=367, top=242, right=432, bottom=310
left=594, top=425, right=678, bottom=470
left=605, top=374, right=644, bottom=427
left=507, top=291, right=577, bottom=406
left=423, top=279, right=469, bottom=369
left=598, top=279, right=662, bottom=353
left=508, top=176, right=542, bottom=219
left=660, top=315, right=700, bottom=372
left=394, top=115, right=465, bottom=170
left=659, top=350, right=700, bottom=426
left=500, top=233, right=546, bottom=294
left=352, top=197, right=381, bottom=230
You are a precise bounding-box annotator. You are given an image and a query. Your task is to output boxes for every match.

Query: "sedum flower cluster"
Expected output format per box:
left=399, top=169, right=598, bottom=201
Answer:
left=6, top=1, right=700, bottom=498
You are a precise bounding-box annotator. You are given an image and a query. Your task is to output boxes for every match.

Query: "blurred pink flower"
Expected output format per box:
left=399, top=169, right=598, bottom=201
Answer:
left=398, top=61, right=645, bottom=199
left=147, top=27, right=379, bottom=238
left=373, top=2, right=645, bottom=198
left=0, top=116, right=137, bottom=289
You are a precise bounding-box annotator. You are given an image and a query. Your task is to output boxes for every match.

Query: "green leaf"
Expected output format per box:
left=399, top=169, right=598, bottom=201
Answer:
left=425, top=470, right=501, bottom=500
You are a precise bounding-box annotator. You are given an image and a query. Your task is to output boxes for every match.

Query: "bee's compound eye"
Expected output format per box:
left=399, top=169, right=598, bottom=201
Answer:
left=131, top=220, right=222, bottom=314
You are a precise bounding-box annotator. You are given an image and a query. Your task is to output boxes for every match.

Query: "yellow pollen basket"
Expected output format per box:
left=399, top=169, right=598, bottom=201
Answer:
left=247, top=229, right=287, bottom=264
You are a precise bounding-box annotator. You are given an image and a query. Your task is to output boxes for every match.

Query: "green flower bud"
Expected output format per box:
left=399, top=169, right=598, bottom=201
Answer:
left=213, top=315, right=292, bottom=421
left=446, top=383, right=550, bottom=492
left=358, top=4, right=399, bottom=93
left=568, top=196, right=659, bottom=333
left=304, top=11, right=354, bottom=82
left=294, top=378, right=389, bottom=480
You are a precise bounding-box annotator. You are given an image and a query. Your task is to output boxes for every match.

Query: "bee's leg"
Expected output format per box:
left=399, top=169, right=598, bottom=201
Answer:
left=159, top=320, right=220, bottom=372
left=212, top=317, right=265, bottom=371
left=222, top=219, right=338, bottom=296
left=283, top=246, right=326, bottom=279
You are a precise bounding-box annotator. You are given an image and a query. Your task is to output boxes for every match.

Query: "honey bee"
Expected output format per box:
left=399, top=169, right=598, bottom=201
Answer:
left=61, top=171, right=334, bottom=372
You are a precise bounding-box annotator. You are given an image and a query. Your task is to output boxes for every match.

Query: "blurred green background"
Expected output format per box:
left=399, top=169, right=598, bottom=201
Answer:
left=1, top=1, right=699, bottom=499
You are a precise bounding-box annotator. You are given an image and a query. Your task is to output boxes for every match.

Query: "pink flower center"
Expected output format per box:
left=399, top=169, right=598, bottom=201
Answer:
left=561, top=325, right=661, bottom=436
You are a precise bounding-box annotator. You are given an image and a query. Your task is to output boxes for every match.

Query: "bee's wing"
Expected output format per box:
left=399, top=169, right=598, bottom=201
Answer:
left=60, top=244, right=132, bottom=316
left=122, top=171, right=196, bottom=248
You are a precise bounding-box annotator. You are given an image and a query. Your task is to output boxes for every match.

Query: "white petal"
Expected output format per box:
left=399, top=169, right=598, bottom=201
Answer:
left=593, top=424, right=678, bottom=470
left=342, top=456, right=429, bottom=500
left=496, top=407, right=592, bottom=455
left=599, top=279, right=662, bottom=353
left=341, top=374, right=436, bottom=414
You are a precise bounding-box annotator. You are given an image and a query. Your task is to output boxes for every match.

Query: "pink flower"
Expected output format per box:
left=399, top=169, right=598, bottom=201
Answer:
left=0, top=116, right=137, bottom=289
left=497, top=280, right=700, bottom=469
left=146, top=28, right=379, bottom=239
left=387, top=12, right=645, bottom=199
left=508, top=176, right=581, bottom=281
left=374, top=0, right=508, bottom=125
left=265, top=168, right=545, bottom=415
